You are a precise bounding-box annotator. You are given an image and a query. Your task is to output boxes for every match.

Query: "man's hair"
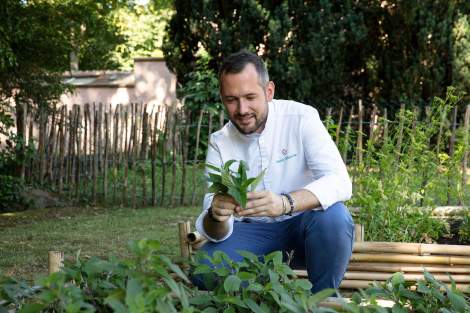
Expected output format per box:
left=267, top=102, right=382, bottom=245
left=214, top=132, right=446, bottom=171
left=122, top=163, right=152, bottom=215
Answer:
left=218, top=49, right=269, bottom=87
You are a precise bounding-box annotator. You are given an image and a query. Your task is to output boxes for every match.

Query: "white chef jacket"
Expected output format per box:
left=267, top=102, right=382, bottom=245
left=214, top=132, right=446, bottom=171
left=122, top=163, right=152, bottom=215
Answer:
left=195, top=99, right=352, bottom=242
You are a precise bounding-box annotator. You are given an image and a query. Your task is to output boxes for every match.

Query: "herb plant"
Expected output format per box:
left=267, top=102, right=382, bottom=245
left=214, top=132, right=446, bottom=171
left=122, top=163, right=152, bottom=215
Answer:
left=206, top=160, right=266, bottom=209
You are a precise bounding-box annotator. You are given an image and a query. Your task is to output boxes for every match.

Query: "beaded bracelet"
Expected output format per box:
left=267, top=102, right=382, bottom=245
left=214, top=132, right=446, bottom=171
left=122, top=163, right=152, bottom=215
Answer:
left=281, top=193, right=295, bottom=216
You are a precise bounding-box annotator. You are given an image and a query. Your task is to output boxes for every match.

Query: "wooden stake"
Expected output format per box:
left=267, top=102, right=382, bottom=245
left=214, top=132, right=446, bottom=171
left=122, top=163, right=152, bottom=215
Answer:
left=356, top=100, right=363, bottom=164
left=178, top=222, right=191, bottom=259
left=461, top=105, right=470, bottom=205
left=191, top=110, right=204, bottom=205
left=170, top=107, right=177, bottom=207
left=354, top=224, right=364, bottom=242
left=181, top=110, right=190, bottom=205
left=103, top=113, right=109, bottom=202
left=335, top=106, right=343, bottom=146
left=342, top=106, right=354, bottom=162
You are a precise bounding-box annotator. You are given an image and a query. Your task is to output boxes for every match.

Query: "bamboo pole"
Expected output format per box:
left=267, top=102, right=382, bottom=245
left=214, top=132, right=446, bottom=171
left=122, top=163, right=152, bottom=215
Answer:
left=48, top=251, right=64, bottom=274
left=178, top=221, right=191, bottom=259
left=141, top=110, right=149, bottom=160
left=83, top=103, right=89, bottom=197
left=66, top=109, right=74, bottom=197
left=395, top=104, right=405, bottom=162
left=335, top=106, right=343, bottom=146
left=161, top=107, right=169, bottom=205
left=369, top=104, right=378, bottom=144
left=103, top=113, right=109, bottom=202
left=351, top=253, right=470, bottom=265
left=382, top=108, right=388, bottom=143
left=46, top=109, right=57, bottom=184
left=347, top=262, right=470, bottom=274
left=131, top=104, right=137, bottom=208
left=191, top=110, right=204, bottom=205
left=57, top=106, right=66, bottom=193
left=151, top=110, right=160, bottom=206
left=123, top=107, right=129, bottom=207
left=344, top=272, right=470, bottom=283
left=181, top=110, right=190, bottom=205
left=75, top=106, right=81, bottom=200
left=448, top=105, right=458, bottom=205
left=354, top=224, right=364, bottom=242
left=461, top=105, right=470, bottom=205
left=170, top=107, right=178, bottom=207
left=92, top=108, right=98, bottom=205
left=112, top=105, right=119, bottom=204
left=356, top=100, right=363, bottom=164
left=141, top=111, right=148, bottom=206
left=187, top=231, right=205, bottom=243
left=38, top=110, right=47, bottom=185
left=436, top=105, right=447, bottom=154
left=353, top=241, right=470, bottom=256
left=342, top=106, right=354, bottom=162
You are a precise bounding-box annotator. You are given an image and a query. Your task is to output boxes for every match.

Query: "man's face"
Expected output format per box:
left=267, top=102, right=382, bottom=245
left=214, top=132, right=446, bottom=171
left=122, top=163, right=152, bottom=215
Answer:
left=219, top=63, right=275, bottom=135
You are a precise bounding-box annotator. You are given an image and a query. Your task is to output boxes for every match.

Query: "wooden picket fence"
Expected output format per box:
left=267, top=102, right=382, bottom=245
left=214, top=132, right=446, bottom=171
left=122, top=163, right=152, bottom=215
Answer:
left=17, top=101, right=470, bottom=208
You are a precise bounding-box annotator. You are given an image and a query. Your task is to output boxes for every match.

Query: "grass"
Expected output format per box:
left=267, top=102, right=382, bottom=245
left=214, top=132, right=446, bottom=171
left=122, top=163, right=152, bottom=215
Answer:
left=0, top=205, right=200, bottom=282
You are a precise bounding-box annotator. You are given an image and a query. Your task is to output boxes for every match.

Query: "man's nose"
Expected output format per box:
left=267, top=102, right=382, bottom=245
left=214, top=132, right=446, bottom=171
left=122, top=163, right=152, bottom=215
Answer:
left=238, top=99, right=250, bottom=114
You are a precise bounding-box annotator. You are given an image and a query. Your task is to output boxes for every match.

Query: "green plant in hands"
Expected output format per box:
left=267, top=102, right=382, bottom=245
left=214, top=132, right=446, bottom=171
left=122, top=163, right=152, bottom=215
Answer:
left=206, top=160, right=266, bottom=209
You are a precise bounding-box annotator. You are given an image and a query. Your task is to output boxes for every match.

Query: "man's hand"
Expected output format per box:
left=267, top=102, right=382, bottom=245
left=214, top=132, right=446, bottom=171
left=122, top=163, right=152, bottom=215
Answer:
left=210, top=194, right=238, bottom=222
left=235, top=191, right=284, bottom=217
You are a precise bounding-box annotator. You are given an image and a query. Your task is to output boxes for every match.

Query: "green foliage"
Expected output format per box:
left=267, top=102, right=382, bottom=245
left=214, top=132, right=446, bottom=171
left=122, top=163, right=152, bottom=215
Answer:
left=1, top=240, right=469, bottom=312
left=458, top=211, right=470, bottom=243
left=349, top=87, right=464, bottom=242
left=206, top=160, right=265, bottom=208
left=111, top=1, right=173, bottom=70
left=192, top=250, right=335, bottom=312
left=163, top=1, right=469, bottom=109
left=179, top=53, right=222, bottom=113
left=347, top=271, right=470, bottom=313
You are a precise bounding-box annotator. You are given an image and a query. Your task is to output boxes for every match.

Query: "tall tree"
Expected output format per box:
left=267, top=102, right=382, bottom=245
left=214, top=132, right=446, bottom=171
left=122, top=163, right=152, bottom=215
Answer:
left=163, top=0, right=469, bottom=111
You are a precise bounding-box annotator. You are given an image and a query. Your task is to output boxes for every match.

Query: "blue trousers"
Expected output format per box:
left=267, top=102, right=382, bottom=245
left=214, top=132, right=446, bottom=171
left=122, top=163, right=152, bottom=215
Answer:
left=193, top=202, right=355, bottom=293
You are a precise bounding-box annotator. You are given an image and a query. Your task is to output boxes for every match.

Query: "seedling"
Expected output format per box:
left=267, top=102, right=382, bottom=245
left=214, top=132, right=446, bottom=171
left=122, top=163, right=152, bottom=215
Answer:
left=205, top=160, right=266, bottom=209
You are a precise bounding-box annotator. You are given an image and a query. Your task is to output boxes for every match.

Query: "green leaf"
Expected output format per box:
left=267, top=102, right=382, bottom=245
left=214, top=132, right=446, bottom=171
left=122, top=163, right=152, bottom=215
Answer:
left=244, top=298, right=266, bottom=313
left=237, top=250, right=259, bottom=261
left=249, top=168, right=266, bottom=191
left=223, top=275, right=241, bottom=293
left=205, top=163, right=221, bottom=172
left=238, top=271, right=256, bottom=281
left=238, top=160, right=248, bottom=182
left=448, top=292, right=467, bottom=312
left=208, top=173, right=222, bottom=183
left=18, top=304, right=45, bottom=313
left=193, top=264, right=213, bottom=275
left=294, top=279, right=313, bottom=291
left=228, top=187, right=244, bottom=208
left=104, top=298, right=129, bottom=313
left=223, top=160, right=237, bottom=171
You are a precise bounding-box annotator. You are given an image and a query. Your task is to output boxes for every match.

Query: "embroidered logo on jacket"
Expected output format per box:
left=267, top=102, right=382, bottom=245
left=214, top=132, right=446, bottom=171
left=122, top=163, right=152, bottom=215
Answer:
left=276, top=149, right=297, bottom=163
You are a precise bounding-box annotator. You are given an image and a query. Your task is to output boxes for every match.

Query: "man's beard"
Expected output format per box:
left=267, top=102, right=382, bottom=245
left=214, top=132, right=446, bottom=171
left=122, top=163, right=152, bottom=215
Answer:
left=231, top=110, right=268, bottom=135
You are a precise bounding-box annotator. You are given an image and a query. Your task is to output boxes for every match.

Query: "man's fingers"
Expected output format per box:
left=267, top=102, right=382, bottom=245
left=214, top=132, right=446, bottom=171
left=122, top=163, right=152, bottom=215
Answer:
left=213, top=208, right=234, bottom=217
left=246, top=191, right=268, bottom=200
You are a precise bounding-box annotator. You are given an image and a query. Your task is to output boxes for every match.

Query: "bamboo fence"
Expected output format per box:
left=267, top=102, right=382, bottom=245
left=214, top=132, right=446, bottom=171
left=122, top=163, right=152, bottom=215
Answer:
left=11, top=101, right=470, bottom=208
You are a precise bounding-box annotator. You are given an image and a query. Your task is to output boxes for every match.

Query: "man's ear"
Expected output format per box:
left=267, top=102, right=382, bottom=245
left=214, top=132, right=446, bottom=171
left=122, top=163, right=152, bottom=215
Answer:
left=265, top=81, right=275, bottom=102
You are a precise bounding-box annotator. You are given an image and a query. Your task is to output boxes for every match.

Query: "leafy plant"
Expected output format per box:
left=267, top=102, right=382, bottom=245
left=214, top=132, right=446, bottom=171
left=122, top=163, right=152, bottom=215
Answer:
left=206, top=160, right=266, bottom=208
left=349, top=88, right=463, bottom=243
left=191, top=250, right=336, bottom=313
left=458, top=211, right=470, bottom=243
left=347, top=271, right=470, bottom=313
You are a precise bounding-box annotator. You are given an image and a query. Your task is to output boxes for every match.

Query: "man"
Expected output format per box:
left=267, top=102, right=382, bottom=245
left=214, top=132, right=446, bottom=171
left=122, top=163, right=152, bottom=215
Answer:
left=194, top=50, right=354, bottom=293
